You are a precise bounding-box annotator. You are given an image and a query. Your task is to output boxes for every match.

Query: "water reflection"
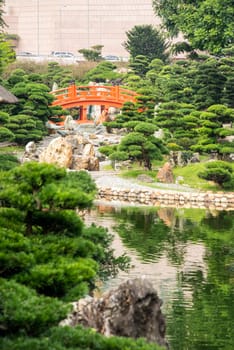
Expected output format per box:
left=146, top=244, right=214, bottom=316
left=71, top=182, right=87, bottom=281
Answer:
left=84, top=202, right=234, bottom=350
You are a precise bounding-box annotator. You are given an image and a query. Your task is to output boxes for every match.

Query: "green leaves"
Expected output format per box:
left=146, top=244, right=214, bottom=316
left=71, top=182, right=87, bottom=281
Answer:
left=84, top=61, right=120, bottom=83
left=18, top=257, right=98, bottom=298
left=0, top=34, right=16, bottom=75
left=0, top=162, right=129, bottom=305
left=0, top=279, right=70, bottom=336
left=124, top=25, right=169, bottom=63
left=116, top=124, right=167, bottom=170
left=0, top=325, right=164, bottom=350
left=153, top=0, right=234, bottom=54
left=0, top=126, right=14, bottom=142
left=0, top=228, right=34, bottom=277
left=198, top=160, right=233, bottom=187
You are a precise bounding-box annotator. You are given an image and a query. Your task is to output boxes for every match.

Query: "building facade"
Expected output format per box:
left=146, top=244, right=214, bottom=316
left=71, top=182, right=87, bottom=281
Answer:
left=3, top=0, right=161, bottom=58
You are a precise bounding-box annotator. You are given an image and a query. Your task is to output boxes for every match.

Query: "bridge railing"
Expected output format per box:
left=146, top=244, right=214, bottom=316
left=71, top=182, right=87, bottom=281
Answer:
left=51, top=84, right=137, bottom=105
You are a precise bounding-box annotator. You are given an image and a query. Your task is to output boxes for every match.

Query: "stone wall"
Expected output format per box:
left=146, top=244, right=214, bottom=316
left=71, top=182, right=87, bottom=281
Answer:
left=97, top=187, right=234, bottom=211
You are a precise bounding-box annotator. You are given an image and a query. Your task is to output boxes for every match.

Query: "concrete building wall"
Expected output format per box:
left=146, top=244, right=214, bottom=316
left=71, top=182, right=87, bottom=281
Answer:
left=3, top=0, right=161, bottom=58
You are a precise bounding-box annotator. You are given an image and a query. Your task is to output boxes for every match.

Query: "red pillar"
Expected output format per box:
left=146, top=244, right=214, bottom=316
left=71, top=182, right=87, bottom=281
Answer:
left=79, top=105, right=88, bottom=122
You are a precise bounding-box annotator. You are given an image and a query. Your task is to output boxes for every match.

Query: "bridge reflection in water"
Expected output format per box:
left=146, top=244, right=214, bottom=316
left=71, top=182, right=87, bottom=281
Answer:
left=51, top=84, right=138, bottom=123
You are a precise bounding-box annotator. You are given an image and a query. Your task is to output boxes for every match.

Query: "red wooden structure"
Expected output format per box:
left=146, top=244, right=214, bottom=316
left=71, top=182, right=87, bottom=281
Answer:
left=51, top=84, right=138, bottom=123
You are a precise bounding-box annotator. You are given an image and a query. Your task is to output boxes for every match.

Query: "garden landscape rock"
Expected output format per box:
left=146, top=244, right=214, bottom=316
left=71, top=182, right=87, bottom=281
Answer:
left=60, top=277, right=168, bottom=348
left=156, top=162, right=174, bottom=183
left=35, top=134, right=99, bottom=170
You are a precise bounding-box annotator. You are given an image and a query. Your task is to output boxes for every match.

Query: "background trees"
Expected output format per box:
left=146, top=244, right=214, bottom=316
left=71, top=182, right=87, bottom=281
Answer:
left=152, top=0, right=234, bottom=54
left=193, top=59, right=226, bottom=109
left=123, top=25, right=169, bottom=63
left=83, top=61, right=121, bottom=83
left=78, top=45, right=104, bottom=62
left=0, top=34, right=16, bottom=75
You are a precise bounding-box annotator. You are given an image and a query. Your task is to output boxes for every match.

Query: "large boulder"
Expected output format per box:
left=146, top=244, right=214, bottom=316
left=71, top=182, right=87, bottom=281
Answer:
left=39, top=137, right=73, bottom=168
left=39, top=135, right=99, bottom=170
left=60, top=278, right=168, bottom=348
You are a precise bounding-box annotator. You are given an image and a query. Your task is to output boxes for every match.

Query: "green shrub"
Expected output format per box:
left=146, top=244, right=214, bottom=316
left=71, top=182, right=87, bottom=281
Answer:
left=223, top=174, right=234, bottom=189
left=205, top=160, right=233, bottom=172
left=17, top=257, right=98, bottom=298
left=198, top=161, right=233, bottom=187
left=0, top=127, right=14, bottom=142
left=0, top=153, right=20, bottom=170
left=0, top=279, right=70, bottom=336
left=99, top=144, right=117, bottom=156
left=0, top=111, right=10, bottom=123
left=0, top=325, right=164, bottom=350
left=109, top=151, right=129, bottom=161
left=166, top=142, right=182, bottom=151
left=0, top=228, right=34, bottom=278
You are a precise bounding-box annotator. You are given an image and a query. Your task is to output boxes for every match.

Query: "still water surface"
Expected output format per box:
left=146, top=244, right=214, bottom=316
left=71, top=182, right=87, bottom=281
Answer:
left=85, top=203, right=234, bottom=350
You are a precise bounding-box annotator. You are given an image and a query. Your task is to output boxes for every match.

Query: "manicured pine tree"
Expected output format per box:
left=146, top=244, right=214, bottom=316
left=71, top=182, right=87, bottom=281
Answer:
left=193, top=58, right=226, bottom=109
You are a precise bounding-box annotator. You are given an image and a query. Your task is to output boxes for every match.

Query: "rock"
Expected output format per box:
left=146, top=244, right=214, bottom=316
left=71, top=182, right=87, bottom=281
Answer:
left=39, top=137, right=73, bottom=168
left=21, top=141, right=38, bottom=162
left=190, top=153, right=200, bottom=163
left=64, top=115, right=78, bottom=130
left=72, top=155, right=99, bottom=171
left=137, top=174, right=154, bottom=183
left=25, top=141, right=37, bottom=153
left=169, top=151, right=198, bottom=166
left=39, top=135, right=99, bottom=170
left=60, top=278, right=168, bottom=348
left=157, top=162, right=174, bottom=183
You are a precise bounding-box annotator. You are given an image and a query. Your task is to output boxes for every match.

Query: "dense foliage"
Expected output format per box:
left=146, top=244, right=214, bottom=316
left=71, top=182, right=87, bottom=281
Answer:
left=78, top=45, right=104, bottom=62
left=198, top=160, right=234, bottom=188
left=0, top=162, right=148, bottom=349
left=152, top=0, right=234, bottom=54
left=0, top=34, right=16, bottom=75
left=83, top=61, right=121, bottom=83
left=123, top=25, right=169, bottom=63
left=0, top=3, right=233, bottom=346
left=117, top=122, right=168, bottom=170
left=0, top=153, right=20, bottom=170
left=0, top=325, right=163, bottom=350
left=0, top=67, right=68, bottom=144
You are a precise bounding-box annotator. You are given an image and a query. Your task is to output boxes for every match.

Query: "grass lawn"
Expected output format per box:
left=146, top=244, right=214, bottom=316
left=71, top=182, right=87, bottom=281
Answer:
left=118, top=160, right=234, bottom=192
left=172, top=163, right=220, bottom=191
left=0, top=145, right=24, bottom=154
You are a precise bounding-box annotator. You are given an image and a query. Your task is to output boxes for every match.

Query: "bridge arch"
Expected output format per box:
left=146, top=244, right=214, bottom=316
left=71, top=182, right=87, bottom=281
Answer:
left=51, top=84, right=138, bottom=123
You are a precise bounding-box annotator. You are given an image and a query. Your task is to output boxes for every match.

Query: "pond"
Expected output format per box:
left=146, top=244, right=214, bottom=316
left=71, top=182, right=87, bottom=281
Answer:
left=85, top=202, right=234, bottom=350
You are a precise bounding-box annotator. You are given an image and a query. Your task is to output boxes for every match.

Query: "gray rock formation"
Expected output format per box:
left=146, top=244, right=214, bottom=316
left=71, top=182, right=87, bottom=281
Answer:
left=21, top=141, right=38, bottom=162
left=137, top=174, right=154, bottom=183
left=39, top=134, right=99, bottom=170
left=60, top=278, right=168, bottom=348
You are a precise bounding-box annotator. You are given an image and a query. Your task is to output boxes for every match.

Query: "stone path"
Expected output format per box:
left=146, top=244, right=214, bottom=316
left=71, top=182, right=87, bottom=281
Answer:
left=89, top=169, right=197, bottom=193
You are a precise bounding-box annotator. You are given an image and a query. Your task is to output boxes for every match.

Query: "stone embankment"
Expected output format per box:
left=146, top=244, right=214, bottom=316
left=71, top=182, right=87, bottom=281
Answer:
left=97, top=187, right=234, bottom=210
left=91, top=173, right=234, bottom=211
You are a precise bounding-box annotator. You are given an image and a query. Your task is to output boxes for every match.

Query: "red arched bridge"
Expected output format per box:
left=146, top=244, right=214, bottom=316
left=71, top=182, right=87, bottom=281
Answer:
left=51, top=84, right=138, bottom=123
